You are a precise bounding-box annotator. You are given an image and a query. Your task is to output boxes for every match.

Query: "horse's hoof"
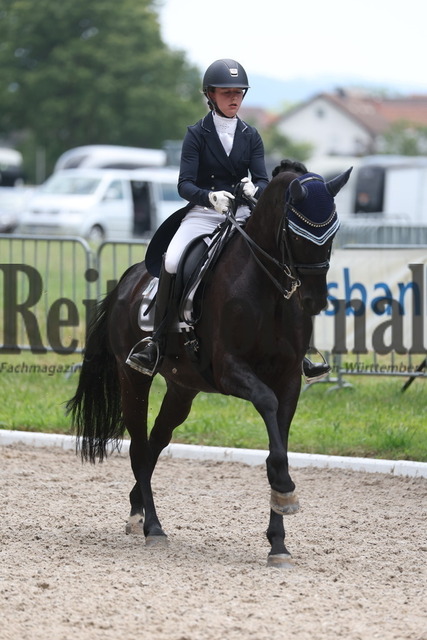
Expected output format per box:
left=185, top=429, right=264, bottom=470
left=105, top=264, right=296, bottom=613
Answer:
left=145, top=535, right=168, bottom=548
left=270, top=489, right=300, bottom=515
left=267, top=553, right=295, bottom=569
left=125, top=515, right=144, bottom=535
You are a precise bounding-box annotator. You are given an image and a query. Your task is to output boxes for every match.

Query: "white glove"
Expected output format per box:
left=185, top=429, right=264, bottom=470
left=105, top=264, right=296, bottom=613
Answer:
left=241, top=177, right=258, bottom=198
left=208, top=190, right=235, bottom=214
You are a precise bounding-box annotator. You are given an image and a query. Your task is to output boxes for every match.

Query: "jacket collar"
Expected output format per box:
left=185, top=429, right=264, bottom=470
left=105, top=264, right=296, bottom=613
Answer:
left=201, top=111, right=248, bottom=133
left=201, top=112, right=249, bottom=174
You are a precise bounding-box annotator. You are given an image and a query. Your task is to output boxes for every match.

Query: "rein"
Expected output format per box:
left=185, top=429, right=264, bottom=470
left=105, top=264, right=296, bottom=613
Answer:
left=225, top=206, right=301, bottom=300
left=225, top=185, right=301, bottom=300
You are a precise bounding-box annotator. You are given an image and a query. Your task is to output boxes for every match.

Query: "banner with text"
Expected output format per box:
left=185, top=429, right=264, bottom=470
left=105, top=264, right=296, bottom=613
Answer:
left=313, top=248, right=427, bottom=355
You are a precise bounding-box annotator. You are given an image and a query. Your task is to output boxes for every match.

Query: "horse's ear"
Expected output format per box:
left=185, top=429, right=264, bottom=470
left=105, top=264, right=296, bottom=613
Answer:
left=325, top=167, right=353, bottom=197
left=289, top=178, right=308, bottom=203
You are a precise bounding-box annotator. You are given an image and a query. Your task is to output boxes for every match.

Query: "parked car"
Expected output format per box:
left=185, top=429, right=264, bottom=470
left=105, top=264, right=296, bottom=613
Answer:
left=0, top=186, right=34, bottom=232
left=16, top=167, right=185, bottom=241
left=0, top=147, right=25, bottom=186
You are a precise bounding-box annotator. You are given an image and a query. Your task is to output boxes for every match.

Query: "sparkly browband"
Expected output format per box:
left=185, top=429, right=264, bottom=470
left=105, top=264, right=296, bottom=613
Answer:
left=287, top=203, right=340, bottom=245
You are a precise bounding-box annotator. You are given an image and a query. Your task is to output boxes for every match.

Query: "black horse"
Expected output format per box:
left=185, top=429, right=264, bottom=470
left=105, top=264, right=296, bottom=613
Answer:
left=67, top=160, right=351, bottom=568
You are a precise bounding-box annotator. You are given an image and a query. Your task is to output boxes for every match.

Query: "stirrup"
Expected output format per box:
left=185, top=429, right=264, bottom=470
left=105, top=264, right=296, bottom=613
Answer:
left=302, top=351, right=331, bottom=384
left=126, top=337, right=160, bottom=376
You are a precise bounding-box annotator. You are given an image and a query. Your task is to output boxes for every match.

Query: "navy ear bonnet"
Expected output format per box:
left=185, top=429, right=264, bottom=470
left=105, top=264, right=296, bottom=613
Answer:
left=286, top=172, right=340, bottom=245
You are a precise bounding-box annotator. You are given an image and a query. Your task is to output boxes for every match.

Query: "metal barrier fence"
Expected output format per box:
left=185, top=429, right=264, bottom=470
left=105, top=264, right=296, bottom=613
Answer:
left=0, top=234, right=147, bottom=354
left=0, top=234, right=425, bottom=386
left=336, top=221, right=427, bottom=248
left=1, top=234, right=95, bottom=354
left=95, top=239, right=148, bottom=298
left=327, top=351, right=426, bottom=389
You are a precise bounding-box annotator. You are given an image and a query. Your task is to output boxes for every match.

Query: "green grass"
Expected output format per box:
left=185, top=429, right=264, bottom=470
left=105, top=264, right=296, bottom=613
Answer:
left=0, top=352, right=425, bottom=461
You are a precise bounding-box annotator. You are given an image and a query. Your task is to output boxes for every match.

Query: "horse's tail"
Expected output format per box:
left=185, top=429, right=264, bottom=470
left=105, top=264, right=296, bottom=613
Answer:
left=66, top=288, right=125, bottom=463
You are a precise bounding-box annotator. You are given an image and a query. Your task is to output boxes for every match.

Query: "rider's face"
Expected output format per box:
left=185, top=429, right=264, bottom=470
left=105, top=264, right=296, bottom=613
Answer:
left=210, top=87, right=244, bottom=117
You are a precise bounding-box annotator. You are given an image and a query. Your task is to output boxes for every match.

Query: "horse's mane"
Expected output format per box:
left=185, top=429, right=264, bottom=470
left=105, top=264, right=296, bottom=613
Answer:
left=271, top=159, right=308, bottom=178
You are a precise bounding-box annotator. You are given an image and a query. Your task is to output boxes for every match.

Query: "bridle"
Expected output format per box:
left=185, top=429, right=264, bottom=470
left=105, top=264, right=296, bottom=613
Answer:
left=279, top=175, right=336, bottom=274
left=227, top=177, right=336, bottom=300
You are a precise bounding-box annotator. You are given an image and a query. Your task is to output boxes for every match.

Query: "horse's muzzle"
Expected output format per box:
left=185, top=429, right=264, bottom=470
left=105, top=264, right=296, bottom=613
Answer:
left=298, top=287, right=328, bottom=316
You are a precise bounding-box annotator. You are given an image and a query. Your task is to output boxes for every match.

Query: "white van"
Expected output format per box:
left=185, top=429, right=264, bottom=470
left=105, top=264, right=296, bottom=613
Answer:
left=351, top=155, right=427, bottom=223
left=17, top=167, right=185, bottom=241
left=54, top=145, right=167, bottom=172
left=308, top=154, right=427, bottom=224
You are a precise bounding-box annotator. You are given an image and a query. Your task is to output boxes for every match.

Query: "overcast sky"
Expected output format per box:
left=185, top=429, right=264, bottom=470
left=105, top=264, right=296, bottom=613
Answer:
left=159, top=0, right=427, bottom=91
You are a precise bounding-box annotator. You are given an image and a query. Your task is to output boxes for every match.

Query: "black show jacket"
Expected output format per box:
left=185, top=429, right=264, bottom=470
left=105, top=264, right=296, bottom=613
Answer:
left=178, top=111, right=269, bottom=208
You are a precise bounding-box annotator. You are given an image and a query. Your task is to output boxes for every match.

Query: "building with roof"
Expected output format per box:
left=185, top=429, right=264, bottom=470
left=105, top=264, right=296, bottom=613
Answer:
left=276, top=90, right=427, bottom=157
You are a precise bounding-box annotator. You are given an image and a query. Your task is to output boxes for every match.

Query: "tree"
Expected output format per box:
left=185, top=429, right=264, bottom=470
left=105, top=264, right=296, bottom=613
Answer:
left=0, top=0, right=203, bottom=179
left=382, top=120, right=427, bottom=155
left=261, top=124, right=313, bottom=164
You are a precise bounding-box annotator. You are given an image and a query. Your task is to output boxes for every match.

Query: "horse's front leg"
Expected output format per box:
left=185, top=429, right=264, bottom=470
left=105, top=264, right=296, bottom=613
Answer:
left=266, top=510, right=294, bottom=568
left=250, top=376, right=300, bottom=512
left=219, top=356, right=298, bottom=500
left=264, top=373, right=303, bottom=568
left=266, top=375, right=302, bottom=517
left=218, top=356, right=300, bottom=566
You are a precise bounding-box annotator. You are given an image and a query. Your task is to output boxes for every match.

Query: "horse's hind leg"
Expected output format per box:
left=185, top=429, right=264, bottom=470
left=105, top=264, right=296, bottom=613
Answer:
left=120, top=373, right=156, bottom=538
left=148, top=380, right=198, bottom=458
left=127, top=434, right=168, bottom=545
left=126, top=377, right=198, bottom=545
left=126, top=482, right=145, bottom=535
left=266, top=511, right=294, bottom=569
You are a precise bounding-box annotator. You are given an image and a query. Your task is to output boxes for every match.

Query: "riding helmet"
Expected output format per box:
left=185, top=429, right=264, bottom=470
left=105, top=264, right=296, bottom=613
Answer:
left=202, top=59, right=250, bottom=92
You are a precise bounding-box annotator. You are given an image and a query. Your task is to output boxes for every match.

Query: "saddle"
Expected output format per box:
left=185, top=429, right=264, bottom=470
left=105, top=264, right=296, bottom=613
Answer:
left=138, top=218, right=236, bottom=334
left=138, top=182, right=255, bottom=364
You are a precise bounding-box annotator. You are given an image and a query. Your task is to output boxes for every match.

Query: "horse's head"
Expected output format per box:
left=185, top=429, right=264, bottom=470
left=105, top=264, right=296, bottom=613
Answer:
left=280, top=167, right=352, bottom=315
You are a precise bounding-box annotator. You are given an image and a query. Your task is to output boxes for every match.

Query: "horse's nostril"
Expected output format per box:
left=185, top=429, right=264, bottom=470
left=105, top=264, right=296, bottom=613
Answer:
left=302, top=296, right=326, bottom=315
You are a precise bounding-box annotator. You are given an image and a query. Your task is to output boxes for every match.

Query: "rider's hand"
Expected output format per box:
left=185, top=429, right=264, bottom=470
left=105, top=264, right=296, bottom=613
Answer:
left=241, top=177, right=258, bottom=198
left=208, top=190, right=235, bottom=214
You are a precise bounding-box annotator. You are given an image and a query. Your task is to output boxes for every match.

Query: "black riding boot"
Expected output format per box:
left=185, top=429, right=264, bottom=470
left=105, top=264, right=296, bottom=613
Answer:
left=126, top=269, right=176, bottom=376
left=302, top=356, right=331, bottom=383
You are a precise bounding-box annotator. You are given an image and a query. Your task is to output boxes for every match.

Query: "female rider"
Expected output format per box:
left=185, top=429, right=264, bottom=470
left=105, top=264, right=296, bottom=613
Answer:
left=127, top=58, right=330, bottom=382
left=127, top=58, right=268, bottom=375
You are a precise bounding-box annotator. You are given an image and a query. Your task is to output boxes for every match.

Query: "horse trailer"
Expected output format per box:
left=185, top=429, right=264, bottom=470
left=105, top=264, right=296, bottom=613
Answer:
left=310, top=154, right=427, bottom=224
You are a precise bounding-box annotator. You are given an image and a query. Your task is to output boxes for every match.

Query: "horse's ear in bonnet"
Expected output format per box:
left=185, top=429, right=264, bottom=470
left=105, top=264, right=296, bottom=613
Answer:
left=325, top=167, right=353, bottom=197
left=288, top=178, right=308, bottom=203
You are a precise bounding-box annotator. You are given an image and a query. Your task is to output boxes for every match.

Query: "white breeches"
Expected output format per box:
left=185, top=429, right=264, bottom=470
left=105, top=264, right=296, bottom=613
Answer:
left=164, top=205, right=251, bottom=274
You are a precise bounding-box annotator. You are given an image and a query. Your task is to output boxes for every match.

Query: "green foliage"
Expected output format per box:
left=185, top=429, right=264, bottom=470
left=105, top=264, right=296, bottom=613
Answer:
left=0, top=0, right=203, bottom=178
left=382, top=120, right=427, bottom=155
left=262, top=124, right=313, bottom=163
